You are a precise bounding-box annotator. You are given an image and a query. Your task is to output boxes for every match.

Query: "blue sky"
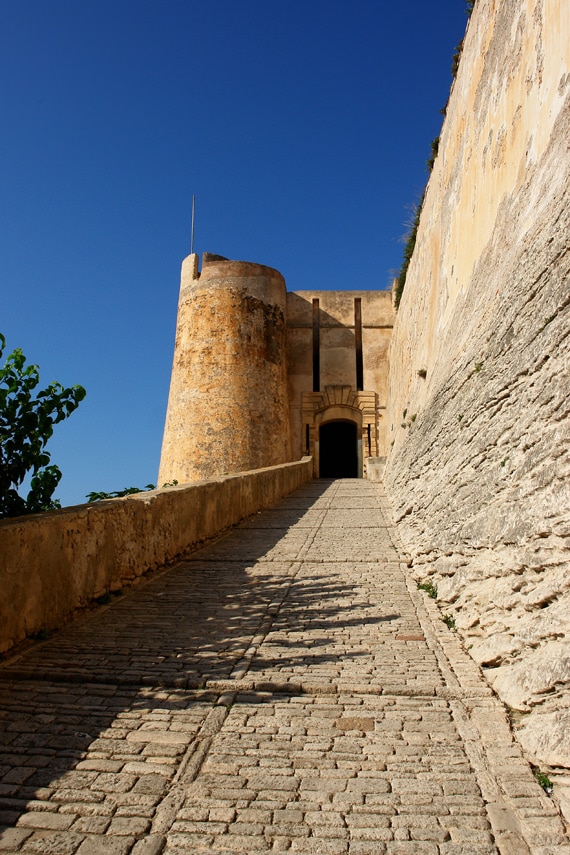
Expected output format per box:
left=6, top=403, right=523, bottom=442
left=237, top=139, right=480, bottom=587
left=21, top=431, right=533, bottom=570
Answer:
left=1, top=0, right=468, bottom=507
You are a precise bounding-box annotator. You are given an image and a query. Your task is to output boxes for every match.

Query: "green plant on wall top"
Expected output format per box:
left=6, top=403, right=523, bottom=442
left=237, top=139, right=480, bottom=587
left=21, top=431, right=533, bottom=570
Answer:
left=86, top=480, right=178, bottom=502
left=426, top=137, right=440, bottom=172
left=86, top=485, right=156, bottom=502
left=453, top=2, right=477, bottom=79
left=395, top=1, right=476, bottom=310
left=394, top=195, right=424, bottom=309
left=0, top=333, right=86, bottom=518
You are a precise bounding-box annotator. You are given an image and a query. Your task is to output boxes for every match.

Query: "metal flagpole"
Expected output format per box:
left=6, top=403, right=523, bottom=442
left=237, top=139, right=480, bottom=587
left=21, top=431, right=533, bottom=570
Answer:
left=190, top=195, right=195, bottom=254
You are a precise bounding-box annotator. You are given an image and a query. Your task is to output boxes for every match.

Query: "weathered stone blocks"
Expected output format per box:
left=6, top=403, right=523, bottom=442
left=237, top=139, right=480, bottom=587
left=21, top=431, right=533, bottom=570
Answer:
left=384, top=0, right=570, bottom=773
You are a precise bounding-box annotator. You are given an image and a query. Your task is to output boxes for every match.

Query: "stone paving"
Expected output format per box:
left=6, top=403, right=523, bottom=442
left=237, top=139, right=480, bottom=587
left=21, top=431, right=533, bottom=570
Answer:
left=0, top=479, right=568, bottom=854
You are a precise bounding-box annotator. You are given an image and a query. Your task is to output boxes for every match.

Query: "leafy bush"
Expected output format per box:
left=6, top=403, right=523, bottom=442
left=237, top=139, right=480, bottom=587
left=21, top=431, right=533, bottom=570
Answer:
left=0, top=334, right=86, bottom=518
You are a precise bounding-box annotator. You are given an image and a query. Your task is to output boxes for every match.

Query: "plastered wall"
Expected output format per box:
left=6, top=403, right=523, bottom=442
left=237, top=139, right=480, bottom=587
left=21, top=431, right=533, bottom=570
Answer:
left=385, top=0, right=569, bottom=772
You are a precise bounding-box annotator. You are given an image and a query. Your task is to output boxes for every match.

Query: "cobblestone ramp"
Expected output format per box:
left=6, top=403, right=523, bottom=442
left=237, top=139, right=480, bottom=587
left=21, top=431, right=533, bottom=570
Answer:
left=0, top=480, right=567, bottom=854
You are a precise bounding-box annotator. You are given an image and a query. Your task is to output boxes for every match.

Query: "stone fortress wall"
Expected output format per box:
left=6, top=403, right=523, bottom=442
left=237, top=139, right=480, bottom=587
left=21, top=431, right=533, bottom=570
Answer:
left=384, top=0, right=570, bottom=772
left=159, top=256, right=395, bottom=485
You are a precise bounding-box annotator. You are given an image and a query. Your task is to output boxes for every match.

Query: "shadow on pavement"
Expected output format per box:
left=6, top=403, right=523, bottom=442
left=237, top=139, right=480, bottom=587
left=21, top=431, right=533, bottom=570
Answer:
left=0, top=479, right=407, bottom=840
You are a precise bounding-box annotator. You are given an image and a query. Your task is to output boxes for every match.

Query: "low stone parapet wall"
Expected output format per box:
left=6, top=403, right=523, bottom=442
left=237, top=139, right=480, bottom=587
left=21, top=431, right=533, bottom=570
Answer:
left=0, top=457, right=313, bottom=655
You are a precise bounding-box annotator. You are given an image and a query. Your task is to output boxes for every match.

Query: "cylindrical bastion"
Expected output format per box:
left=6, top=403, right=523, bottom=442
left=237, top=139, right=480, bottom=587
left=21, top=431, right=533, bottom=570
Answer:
left=158, top=253, right=291, bottom=484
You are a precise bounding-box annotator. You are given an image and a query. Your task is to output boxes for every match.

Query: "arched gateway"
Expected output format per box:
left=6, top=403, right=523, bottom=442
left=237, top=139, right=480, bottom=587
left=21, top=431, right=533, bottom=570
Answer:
left=301, top=387, right=377, bottom=479
left=319, top=420, right=359, bottom=478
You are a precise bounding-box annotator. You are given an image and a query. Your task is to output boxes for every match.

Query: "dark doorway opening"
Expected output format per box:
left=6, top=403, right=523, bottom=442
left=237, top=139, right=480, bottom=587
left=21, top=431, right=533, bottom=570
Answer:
left=319, top=420, right=358, bottom=478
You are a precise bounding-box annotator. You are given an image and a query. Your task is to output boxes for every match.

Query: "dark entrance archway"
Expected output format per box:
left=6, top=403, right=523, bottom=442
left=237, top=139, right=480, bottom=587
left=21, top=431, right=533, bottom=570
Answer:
left=319, top=420, right=358, bottom=478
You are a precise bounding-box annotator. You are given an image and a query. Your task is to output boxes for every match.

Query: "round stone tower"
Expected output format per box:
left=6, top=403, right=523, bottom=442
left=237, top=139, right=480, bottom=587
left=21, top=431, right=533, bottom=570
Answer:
left=158, top=253, right=291, bottom=484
